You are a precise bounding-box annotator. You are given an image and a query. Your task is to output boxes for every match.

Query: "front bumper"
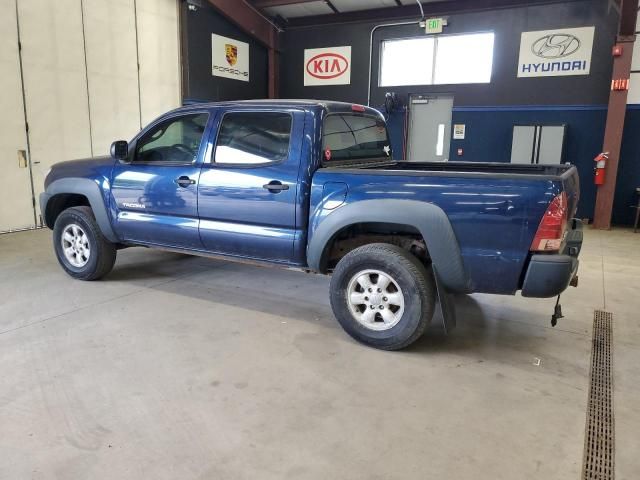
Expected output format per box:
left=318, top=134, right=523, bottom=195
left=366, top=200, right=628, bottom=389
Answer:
left=521, top=219, right=583, bottom=298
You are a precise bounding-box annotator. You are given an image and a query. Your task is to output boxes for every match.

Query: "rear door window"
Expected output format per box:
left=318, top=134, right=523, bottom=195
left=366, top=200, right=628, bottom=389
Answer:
left=322, top=114, right=391, bottom=164
left=213, top=112, right=292, bottom=165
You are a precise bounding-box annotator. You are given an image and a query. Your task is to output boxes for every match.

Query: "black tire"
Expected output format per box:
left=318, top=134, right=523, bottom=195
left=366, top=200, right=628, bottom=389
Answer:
left=53, top=206, right=117, bottom=281
left=330, top=243, right=436, bottom=350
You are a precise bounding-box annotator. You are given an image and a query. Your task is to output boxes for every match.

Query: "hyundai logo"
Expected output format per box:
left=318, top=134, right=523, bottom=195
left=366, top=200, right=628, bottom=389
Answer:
left=531, top=34, right=581, bottom=59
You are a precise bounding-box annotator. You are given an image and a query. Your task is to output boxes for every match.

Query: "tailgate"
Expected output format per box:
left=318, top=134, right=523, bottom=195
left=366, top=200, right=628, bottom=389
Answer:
left=561, top=165, right=580, bottom=219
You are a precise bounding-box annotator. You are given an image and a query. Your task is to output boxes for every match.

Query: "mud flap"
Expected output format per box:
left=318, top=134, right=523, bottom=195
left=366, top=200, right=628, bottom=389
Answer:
left=433, top=267, right=457, bottom=333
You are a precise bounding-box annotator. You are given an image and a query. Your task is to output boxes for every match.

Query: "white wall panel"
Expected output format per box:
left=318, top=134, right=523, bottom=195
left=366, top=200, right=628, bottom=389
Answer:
left=83, top=0, right=141, bottom=154
left=0, top=0, right=34, bottom=231
left=136, top=0, right=180, bottom=126
left=628, top=72, right=640, bottom=105
left=17, top=0, right=92, bottom=217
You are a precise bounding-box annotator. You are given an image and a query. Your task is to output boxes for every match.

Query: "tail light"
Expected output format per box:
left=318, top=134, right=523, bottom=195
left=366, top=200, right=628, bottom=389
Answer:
left=530, top=191, right=568, bottom=252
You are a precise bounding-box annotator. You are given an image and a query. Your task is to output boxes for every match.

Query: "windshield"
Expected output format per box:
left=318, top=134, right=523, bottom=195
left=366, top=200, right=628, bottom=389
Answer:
left=322, top=114, right=391, bottom=163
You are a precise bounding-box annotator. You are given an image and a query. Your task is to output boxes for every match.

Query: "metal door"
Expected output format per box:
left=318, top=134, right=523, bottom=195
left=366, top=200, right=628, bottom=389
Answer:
left=406, top=95, right=454, bottom=162
left=538, top=126, right=566, bottom=164
left=510, top=125, right=566, bottom=164
left=510, top=126, right=536, bottom=164
left=17, top=0, right=93, bottom=223
left=0, top=0, right=35, bottom=232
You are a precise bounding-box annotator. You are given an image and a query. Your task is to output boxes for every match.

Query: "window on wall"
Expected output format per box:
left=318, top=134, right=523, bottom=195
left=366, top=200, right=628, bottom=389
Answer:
left=379, top=32, right=495, bottom=87
left=379, top=37, right=435, bottom=87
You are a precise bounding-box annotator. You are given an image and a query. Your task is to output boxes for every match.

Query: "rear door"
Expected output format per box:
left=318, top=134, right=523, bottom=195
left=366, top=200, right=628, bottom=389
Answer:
left=110, top=111, right=211, bottom=248
left=197, top=109, right=304, bottom=263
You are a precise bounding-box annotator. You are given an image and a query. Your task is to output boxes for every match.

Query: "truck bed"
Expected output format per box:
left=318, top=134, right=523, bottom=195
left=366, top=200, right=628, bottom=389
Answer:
left=311, top=161, right=580, bottom=295
left=326, top=160, right=575, bottom=179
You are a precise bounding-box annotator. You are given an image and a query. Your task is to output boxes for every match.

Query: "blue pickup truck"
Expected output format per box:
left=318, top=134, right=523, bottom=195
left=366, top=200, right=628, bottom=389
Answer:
left=40, top=100, right=582, bottom=349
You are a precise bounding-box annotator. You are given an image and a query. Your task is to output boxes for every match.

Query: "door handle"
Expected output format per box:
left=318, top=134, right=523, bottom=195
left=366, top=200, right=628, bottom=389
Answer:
left=175, top=176, right=196, bottom=187
left=263, top=181, right=289, bottom=193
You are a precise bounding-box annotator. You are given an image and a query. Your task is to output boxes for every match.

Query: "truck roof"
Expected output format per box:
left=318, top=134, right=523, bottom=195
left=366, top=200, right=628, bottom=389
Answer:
left=174, top=99, right=381, bottom=116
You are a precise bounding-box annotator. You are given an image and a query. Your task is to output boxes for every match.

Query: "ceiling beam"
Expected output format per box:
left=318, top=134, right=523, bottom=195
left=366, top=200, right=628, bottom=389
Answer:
left=206, top=0, right=278, bottom=49
left=618, top=0, right=638, bottom=36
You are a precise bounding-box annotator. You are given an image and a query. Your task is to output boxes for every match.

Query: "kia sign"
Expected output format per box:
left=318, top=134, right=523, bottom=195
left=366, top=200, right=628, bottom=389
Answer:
left=517, top=27, right=594, bottom=78
left=304, top=46, right=351, bottom=86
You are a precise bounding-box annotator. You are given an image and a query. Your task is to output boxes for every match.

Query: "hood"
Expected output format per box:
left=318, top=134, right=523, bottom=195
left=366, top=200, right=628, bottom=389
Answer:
left=45, top=156, right=115, bottom=189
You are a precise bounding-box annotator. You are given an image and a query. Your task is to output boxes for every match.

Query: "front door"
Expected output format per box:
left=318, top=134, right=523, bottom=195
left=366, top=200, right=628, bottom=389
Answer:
left=110, top=111, right=210, bottom=249
left=197, top=109, right=303, bottom=263
left=406, top=95, right=453, bottom=162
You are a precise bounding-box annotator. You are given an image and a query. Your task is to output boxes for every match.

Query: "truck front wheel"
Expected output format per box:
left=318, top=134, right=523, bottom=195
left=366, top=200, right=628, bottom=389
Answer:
left=329, top=243, right=436, bottom=350
left=53, top=206, right=116, bottom=281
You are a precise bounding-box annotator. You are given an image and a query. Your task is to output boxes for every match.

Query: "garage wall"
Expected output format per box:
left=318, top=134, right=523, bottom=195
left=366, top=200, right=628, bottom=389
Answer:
left=279, top=0, right=621, bottom=222
left=137, top=0, right=181, bottom=125
left=0, top=0, right=181, bottom=232
left=17, top=0, right=94, bottom=219
left=0, top=0, right=33, bottom=232
left=83, top=0, right=141, bottom=156
left=181, top=1, right=268, bottom=103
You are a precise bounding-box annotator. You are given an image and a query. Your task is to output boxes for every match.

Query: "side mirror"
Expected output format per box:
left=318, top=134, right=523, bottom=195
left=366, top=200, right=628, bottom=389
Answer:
left=110, top=140, right=129, bottom=161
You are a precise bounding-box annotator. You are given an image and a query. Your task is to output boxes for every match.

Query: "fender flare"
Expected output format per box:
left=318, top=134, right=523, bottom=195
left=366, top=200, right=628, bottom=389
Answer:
left=40, top=178, right=119, bottom=243
left=307, top=199, right=472, bottom=293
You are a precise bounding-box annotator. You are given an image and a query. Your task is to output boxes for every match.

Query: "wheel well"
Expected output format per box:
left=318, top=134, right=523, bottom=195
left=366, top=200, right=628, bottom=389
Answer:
left=319, top=222, right=428, bottom=273
left=44, top=193, right=90, bottom=228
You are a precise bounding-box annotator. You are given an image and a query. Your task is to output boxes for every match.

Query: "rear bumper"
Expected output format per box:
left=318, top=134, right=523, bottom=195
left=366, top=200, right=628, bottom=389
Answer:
left=521, top=219, right=582, bottom=298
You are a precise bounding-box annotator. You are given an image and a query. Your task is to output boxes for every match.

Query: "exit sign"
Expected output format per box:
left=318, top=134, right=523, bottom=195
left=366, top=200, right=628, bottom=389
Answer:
left=425, top=18, right=444, bottom=34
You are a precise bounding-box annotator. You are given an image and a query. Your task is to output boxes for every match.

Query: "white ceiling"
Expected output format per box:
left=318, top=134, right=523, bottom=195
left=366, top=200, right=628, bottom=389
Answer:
left=263, top=0, right=443, bottom=20
left=264, top=1, right=334, bottom=19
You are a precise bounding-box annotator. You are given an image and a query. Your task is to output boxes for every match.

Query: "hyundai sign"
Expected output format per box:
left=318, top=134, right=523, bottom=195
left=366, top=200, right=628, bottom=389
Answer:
left=517, top=26, right=595, bottom=78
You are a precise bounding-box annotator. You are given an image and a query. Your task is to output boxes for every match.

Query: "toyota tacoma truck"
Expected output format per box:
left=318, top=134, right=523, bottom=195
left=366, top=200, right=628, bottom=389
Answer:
left=40, top=100, right=582, bottom=350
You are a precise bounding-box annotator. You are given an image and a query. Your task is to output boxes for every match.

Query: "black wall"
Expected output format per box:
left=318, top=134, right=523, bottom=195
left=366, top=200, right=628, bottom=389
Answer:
left=280, top=0, right=617, bottom=107
left=278, top=0, right=627, bottom=222
left=182, top=2, right=268, bottom=103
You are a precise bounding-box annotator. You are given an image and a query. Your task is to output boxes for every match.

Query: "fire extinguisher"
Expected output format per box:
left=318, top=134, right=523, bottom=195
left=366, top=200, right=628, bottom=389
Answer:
left=594, top=152, right=609, bottom=186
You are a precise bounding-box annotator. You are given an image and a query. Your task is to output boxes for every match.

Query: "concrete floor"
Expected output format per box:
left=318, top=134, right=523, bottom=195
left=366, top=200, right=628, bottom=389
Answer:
left=0, top=228, right=638, bottom=480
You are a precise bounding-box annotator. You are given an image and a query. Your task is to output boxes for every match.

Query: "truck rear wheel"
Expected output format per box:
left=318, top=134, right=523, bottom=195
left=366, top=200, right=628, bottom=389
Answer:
left=53, top=206, right=116, bottom=281
left=330, top=243, right=436, bottom=350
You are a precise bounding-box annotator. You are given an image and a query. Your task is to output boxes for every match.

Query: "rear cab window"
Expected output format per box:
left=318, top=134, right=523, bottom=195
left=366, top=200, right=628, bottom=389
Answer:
left=322, top=113, right=392, bottom=166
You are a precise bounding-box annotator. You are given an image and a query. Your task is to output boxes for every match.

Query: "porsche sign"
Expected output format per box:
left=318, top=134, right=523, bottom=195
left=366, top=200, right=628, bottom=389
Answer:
left=212, top=34, right=249, bottom=82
